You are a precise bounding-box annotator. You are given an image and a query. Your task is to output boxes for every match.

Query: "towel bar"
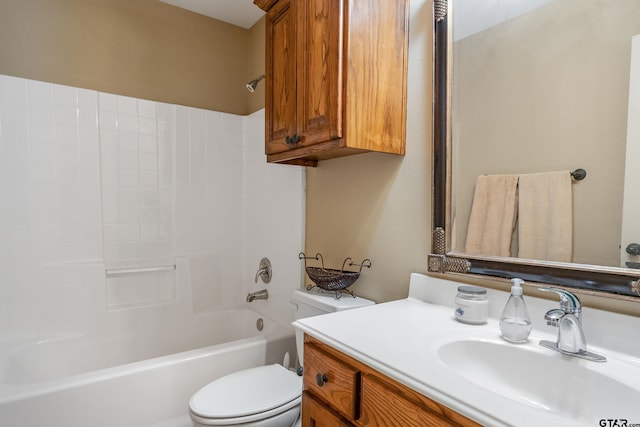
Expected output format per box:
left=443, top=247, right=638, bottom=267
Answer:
left=105, top=264, right=176, bottom=277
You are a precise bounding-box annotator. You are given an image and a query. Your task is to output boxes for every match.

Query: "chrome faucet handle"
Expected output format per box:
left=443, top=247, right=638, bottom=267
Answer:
left=254, top=258, right=272, bottom=284
left=539, top=287, right=581, bottom=319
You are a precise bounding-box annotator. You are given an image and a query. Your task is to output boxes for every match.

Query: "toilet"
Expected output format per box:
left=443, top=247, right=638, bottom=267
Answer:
left=189, top=288, right=374, bottom=427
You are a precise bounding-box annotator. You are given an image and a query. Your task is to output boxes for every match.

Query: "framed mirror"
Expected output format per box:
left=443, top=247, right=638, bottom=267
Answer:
left=428, top=0, right=640, bottom=301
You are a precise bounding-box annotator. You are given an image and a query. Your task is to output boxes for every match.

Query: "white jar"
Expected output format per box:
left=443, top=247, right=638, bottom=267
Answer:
left=455, top=285, right=489, bottom=324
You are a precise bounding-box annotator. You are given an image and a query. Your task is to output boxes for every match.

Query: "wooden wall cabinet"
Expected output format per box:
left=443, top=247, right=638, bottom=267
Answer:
left=301, top=335, right=481, bottom=427
left=254, top=0, right=409, bottom=167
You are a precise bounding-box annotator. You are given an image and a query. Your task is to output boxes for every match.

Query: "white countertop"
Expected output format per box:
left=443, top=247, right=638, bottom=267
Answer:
left=293, top=274, right=640, bottom=426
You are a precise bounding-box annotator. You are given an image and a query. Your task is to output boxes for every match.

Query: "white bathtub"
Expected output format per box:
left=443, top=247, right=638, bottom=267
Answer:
left=0, top=308, right=296, bottom=427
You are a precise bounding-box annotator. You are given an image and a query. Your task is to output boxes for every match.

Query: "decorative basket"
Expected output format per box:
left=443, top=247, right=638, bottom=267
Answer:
left=299, top=252, right=371, bottom=291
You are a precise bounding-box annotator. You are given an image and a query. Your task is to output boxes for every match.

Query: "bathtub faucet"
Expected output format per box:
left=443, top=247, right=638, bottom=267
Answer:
left=255, top=258, right=272, bottom=284
left=247, top=289, right=269, bottom=302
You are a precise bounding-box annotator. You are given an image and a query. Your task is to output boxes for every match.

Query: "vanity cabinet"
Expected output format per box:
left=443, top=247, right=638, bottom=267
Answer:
left=254, top=0, right=409, bottom=166
left=302, top=335, right=481, bottom=427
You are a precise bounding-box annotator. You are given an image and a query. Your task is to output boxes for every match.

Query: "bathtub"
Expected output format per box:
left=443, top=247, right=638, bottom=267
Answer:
left=0, top=308, right=296, bottom=427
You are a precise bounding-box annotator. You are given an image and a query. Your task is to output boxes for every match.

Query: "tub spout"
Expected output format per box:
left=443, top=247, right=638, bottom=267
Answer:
left=247, top=289, right=268, bottom=302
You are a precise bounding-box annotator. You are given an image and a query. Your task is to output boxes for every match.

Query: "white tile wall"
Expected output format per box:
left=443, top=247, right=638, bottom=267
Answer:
left=242, top=109, right=306, bottom=324
left=0, top=75, right=104, bottom=337
left=0, top=74, right=305, bottom=340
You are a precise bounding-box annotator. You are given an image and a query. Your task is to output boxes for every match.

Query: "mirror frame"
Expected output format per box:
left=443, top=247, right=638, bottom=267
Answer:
left=428, top=0, right=640, bottom=301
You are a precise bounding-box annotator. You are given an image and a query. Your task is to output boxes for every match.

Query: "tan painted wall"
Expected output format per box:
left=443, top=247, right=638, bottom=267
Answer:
left=305, top=0, right=432, bottom=303
left=452, top=0, right=640, bottom=267
left=0, top=0, right=258, bottom=115
left=247, top=17, right=266, bottom=113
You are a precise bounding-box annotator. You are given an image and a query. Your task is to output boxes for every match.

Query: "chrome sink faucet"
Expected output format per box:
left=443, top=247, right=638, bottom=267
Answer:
left=538, top=287, right=606, bottom=362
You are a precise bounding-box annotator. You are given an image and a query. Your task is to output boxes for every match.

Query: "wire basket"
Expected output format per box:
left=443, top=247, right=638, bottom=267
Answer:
left=299, top=252, right=371, bottom=291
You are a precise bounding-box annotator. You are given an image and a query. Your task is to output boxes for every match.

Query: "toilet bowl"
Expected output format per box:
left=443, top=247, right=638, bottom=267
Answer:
left=189, top=288, right=374, bottom=427
left=189, top=364, right=301, bottom=427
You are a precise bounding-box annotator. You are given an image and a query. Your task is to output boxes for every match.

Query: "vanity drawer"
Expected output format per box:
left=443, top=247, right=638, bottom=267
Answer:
left=303, top=342, right=361, bottom=420
left=302, top=391, right=353, bottom=427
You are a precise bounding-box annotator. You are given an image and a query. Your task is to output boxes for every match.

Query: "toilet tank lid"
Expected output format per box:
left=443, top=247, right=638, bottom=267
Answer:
left=189, top=364, right=302, bottom=419
left=292, top=288, right=375, bottom=312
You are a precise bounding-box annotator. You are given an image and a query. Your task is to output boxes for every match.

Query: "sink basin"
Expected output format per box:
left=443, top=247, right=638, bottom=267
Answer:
left=431, top=333, right=640, bottom=423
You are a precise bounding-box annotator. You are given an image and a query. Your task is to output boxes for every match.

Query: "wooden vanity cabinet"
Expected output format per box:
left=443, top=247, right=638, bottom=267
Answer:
left=302, top=335, right=481, bottom=427
left=254, top=0, right=409, bottom=166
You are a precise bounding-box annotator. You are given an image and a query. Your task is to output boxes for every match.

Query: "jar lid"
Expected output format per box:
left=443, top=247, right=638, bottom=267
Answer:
left=457, top=285, right=487, bottom=295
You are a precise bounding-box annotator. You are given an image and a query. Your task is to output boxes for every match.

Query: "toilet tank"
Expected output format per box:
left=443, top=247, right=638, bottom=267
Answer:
left=291, top=288, right=374, bottom=366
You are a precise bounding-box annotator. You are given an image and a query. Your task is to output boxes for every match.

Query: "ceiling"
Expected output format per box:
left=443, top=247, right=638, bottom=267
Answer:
left=159, top=0, right=264, bottom=29
left=160, top=0, right=556, bottom=36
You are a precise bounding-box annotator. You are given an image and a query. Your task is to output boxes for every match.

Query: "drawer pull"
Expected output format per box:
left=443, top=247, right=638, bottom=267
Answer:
left=315, top=373, right=329, bottom=387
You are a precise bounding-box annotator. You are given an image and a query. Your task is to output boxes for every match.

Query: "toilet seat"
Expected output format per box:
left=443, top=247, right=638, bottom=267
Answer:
left=189, top=364, right=302, bottom=425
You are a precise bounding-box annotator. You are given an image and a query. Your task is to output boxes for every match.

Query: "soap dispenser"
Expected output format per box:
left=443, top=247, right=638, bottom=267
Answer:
left=499, top=278, right=532, bottom=343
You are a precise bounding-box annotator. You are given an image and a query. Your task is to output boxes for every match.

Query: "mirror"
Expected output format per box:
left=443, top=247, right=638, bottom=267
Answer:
left=429, top=0, right=640, bottom=300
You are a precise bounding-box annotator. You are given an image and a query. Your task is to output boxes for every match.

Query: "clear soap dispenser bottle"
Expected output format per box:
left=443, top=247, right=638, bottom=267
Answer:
left=499, top=278, right=532, bottom=343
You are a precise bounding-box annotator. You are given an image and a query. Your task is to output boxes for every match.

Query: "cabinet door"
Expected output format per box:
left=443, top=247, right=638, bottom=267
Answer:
left=296, top=0, right=344, bottom=147
left=302, top=391, right=353, bottom=427
left=361, top=374, right=479, bottom=427
left=265, top=0, right=298, bottom=154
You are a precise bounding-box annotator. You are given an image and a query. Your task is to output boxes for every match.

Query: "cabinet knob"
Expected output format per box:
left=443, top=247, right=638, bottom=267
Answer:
left=285, top=134, right=301, bottom=145
left=315, top=373, right=329, bottom=387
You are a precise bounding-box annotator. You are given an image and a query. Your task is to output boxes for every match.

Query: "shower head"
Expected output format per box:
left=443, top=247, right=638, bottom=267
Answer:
left=246, top=74, right=265, bottom=92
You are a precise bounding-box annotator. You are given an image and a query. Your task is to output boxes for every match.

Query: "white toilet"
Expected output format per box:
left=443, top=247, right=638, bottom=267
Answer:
left=189, top=288, right=374, bottom=427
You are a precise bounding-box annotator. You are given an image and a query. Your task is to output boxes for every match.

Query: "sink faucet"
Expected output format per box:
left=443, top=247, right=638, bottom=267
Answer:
left=538, top=287, right=606, bottom=362
left=246, top=289, right=268, bottom=302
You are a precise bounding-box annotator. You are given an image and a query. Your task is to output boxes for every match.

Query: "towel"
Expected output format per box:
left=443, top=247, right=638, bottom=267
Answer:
left=518, top=171, right=573, bottom=262
left=465, top=174, right=519, bottom=257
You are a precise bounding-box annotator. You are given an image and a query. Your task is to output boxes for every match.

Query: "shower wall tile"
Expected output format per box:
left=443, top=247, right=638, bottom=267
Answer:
left=27, top=79, right=54, bottom=106
left=0, top=75, right=103, bottom=266
left=117, top=95, right=138, bottom=115
left=0, top=75, right=27, bottom=121
left=78, top=89, right=98, bottom=127
left=174, top=106, right=190, bottom=190
left=173, top=105, right=245, bottom=268
left=0, top=74, right=304, bottom=338
left=0, top=75, right=107, bottom=337
left=98, top=92, right=117, bottom=112
left=53, top=84, right=78, bottom=106
left=139, top=99, right=156, bottom=119
left=99, top=93, right=178, bottom=309
left=189, top=108, right=207, bottom=206
left=99, top=93, right=172, bottom=271
left=241, top=109, right=305, bottom=325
